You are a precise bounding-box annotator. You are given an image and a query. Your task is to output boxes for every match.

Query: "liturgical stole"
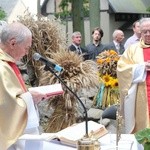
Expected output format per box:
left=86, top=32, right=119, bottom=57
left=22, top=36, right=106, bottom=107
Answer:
left=7, top=62, right=27, bottom=92
left=143, top=47, right=150, bottom=115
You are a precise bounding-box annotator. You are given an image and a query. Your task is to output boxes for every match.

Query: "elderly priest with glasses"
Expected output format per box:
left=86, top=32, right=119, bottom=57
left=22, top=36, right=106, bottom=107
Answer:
left=117, top=17, right=150, bottom=134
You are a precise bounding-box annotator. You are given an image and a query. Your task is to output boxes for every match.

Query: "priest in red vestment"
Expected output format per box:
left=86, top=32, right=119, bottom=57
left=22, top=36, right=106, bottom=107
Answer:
left=0, top=22, right=47, bottom=150
left=117, top=18, right=150, bottom=133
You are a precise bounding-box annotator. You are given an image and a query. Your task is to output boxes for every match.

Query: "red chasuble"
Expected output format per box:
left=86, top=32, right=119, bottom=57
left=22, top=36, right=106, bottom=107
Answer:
left=7, top=62, right=27, bottom=92
left=143, top=47, right=150, bottom=115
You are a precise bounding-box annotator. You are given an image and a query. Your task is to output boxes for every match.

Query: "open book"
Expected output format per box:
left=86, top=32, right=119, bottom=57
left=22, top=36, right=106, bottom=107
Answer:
left=28, top=83, right=63, bottom=97
left=19, top=121, right=108, bottom=147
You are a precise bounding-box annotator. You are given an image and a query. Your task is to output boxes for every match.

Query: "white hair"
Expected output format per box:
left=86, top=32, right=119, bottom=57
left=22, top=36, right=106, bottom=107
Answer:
left=0, top=21, right=7, bottom=42
left=112, top=29, right=123, bottom=39
left=139, top=17, right=150, bottom=29
left=1, top=22, right=32, bottom=44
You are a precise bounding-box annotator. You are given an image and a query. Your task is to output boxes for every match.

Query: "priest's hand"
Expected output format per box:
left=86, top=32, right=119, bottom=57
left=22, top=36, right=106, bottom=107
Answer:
left=29, top=91, right=47, bottom=104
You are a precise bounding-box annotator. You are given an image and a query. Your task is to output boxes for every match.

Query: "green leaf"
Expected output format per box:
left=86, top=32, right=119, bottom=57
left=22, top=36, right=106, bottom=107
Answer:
left=0, top=7, right=6, bottom=20
left=144, top=143, right=150, bottom=150
left=134, top=128, right=150, bottom=144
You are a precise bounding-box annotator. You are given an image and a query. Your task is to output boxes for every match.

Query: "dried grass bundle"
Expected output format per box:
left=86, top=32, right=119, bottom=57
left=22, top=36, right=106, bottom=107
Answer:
left=39, top=50, right=99, bottom=132
left=18, top=13, right=67, bottom=84
left=18, top=13, right=99, bottom=132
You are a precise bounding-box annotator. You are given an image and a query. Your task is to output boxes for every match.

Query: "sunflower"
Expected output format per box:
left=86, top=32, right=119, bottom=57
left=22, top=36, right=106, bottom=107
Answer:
left=111, top=78, right=118, bottom=88
left=102, top=74, right=113, bottom=87
left=94, top=50, right=120, bottom=108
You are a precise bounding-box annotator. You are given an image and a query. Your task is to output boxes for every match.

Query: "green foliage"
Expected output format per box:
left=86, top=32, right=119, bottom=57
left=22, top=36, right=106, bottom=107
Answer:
left=83, top=4, right=89, bottom=17
left=135, top=128, right=150, bottom=150
left=0, top=7, right=6, bottom=20
left=55, top=10, right=71, bottom=19
left=146, top=7, right=150, bottom=12
left=55, top=0, right=89, bottom=19
left=59, top=0, right=71, bottom=11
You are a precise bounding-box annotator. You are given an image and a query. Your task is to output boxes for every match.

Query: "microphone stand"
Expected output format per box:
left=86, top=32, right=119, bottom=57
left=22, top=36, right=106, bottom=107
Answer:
left=43, top=65, right=100, bottom=150
left=43, top=65, right=89, bottom=137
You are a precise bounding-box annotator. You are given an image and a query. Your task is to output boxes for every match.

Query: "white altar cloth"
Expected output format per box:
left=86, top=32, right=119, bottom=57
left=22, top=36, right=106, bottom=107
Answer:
left=18, top=134, right=144, bottom=150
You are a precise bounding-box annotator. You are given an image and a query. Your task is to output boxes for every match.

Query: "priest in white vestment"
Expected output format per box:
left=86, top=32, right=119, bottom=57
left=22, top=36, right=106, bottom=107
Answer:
left=117, top=18, right=150, bottom=133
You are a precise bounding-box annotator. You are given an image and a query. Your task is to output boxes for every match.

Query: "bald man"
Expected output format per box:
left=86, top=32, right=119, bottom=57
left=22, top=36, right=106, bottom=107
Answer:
left=104, top=29, right=125, bottom=55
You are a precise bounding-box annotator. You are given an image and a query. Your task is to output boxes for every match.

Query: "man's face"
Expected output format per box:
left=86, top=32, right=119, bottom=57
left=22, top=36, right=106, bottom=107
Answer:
left=92, top=30, right=101, bottom=42
left=11, top=36, right=32, bottom=61
left=116, top=31, right=124, bottom=43
left=72, top=33, right=82, bottom=46
left=133, top=22, right=141, bottom=36
left=141, top=21, right=150, bottom=45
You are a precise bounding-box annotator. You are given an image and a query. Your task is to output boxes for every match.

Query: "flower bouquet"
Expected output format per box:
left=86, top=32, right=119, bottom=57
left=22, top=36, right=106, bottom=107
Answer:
left=94, top=50, right=120, bottom=109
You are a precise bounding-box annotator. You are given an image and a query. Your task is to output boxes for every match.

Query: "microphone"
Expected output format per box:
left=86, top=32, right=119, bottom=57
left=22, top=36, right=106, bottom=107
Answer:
left=33, top=53, right=63, bottom=72
left=34, top=54, right=100, bottom=149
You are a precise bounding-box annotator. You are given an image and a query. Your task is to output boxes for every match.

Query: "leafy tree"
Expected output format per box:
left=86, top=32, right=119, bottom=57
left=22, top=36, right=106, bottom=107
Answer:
left=55, top=0, right=89, bottom=19
left=146, top=7, right=150, bottom=12
left=55, top=0, right=89, bottom=47
left=0, top=7, right=6, bottom=20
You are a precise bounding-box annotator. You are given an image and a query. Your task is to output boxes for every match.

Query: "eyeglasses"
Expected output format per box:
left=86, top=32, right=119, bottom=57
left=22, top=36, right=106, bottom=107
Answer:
left=141, top=30, right=150, bottom=35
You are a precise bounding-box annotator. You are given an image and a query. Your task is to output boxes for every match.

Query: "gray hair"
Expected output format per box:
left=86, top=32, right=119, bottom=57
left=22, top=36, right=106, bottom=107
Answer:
left=1, top=22, right=32, bottom=44
left=112, top=29, right=123, bottom=39
left=139, top=17, right=150, bottom=29
left=72, top=31, right=81, bottom=38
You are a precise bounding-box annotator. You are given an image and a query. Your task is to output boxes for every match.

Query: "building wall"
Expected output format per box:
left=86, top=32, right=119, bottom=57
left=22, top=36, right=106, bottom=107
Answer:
left=7, top=0, right=38, bottom=23
left=47, top=0, right=135, bottom=47
left=108, top=15, right=122, bottom=43
left=3, top=0, right=135, bottom=47
left=57, top=19, right=90, bottom=47
left=100, top=0, right=110, bottom=44
left=100, top=0, right=131, bottom=45
left=46, top=0, right=55, bottom=14
left=7, top=0, right=26, bottom=23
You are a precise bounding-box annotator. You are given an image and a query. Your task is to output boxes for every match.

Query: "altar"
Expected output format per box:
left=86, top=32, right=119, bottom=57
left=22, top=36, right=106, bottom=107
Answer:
left=18, top=134, right=143, bottom=150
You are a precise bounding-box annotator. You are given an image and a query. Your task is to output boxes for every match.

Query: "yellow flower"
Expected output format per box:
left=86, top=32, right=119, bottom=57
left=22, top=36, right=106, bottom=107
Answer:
left=96, top=50, right=119, bottom=78
left=102, top=74, right=113, bottom=87
left=110, top=50, right=117, bottom=55
left=95, top=50, right=120, bottom=108
left=106, top=57, right=111, bottom=63
left=97, top=59, right=104, bottom=64
left=111, top=78, right=118, bottom=88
